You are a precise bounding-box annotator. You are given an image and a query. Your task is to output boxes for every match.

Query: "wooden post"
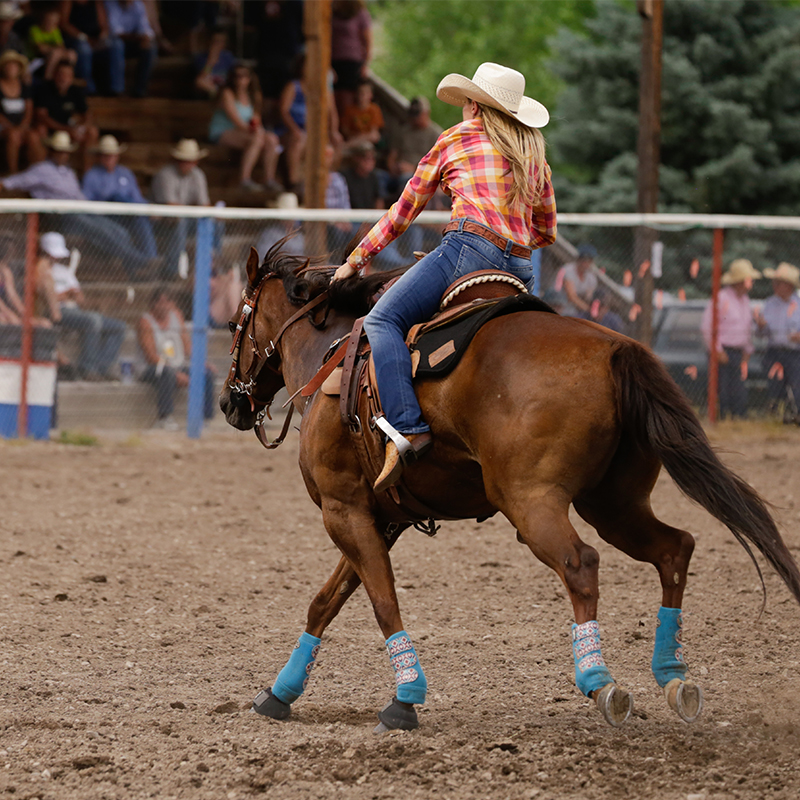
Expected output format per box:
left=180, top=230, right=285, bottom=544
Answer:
left=303, top=0, right=331, bottom=239
left=18, top=212, right=38, bottom=438
left=633, top=0, right=663, bottom=345
left=707, top=228, right=724, bottom=424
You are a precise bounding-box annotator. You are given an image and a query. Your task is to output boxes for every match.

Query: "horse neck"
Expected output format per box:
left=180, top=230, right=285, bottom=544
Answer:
left=278, top=308, right=357, bottom=400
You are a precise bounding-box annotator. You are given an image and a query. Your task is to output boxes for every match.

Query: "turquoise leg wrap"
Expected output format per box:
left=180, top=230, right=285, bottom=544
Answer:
left=271, top=631, right=321, bottom=704
left=572, top=621, right=614, bottom=697
left=386, top=630, right=427, bottom=705
left=652, top=606, right=687, bottom=688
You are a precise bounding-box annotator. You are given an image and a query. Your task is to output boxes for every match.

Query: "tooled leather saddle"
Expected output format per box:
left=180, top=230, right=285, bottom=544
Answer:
left=300, top=269, right=556, bottom=525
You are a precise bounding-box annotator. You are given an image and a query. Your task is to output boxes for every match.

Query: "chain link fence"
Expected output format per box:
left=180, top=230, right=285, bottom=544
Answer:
left=0, top=202, right=798, bottom=439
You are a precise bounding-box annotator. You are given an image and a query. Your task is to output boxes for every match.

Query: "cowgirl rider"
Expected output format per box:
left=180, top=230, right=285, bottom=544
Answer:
left=333, top=63, right=558, bottom=491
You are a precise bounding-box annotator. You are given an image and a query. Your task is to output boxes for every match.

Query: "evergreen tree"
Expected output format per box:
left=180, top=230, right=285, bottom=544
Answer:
left=549, top=0, right=800, bottom=216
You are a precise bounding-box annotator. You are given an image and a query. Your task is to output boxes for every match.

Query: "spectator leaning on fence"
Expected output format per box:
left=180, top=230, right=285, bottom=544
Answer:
left=701, top=258, right=762, bottom=421
left=82, top=133, right=158, bottom=261
left=150, top=137, right=211, bottom=278
left=0, top=130, right=160, bottom=278
left=42, top=230, right=126, bottom=381
left=757, top=262, right=800, bottom=417
left=104, top=0, right=156, bottom=98
left=137, top=287, right=215, bottom=431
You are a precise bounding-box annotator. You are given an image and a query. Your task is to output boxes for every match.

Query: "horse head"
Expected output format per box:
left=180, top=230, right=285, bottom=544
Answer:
left=218, top=246, right=292, bottom=430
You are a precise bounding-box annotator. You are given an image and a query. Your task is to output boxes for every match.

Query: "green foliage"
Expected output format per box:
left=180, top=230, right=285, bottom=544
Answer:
left=58, top=430, right=100, bottom=446
left=549, top=0, right=800, bottom=216
left=370, top=0, right=596, bottom=130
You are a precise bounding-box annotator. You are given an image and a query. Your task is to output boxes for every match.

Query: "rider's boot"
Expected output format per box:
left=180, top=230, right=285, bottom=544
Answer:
left=372, top=416, right=432, bottom=492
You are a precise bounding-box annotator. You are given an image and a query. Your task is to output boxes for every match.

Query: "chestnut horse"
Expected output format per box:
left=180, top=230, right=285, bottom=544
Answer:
left=220, top=244, right=800, bottom=731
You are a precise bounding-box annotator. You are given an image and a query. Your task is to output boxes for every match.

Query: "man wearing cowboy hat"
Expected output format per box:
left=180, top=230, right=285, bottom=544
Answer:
left=756, top=262, right=800, bottom=419
left=701, top=258, right=762, bottom=419
left=151, top=138, right=212, bottom=276
left=0, top=130, right=160, bottom=276
left=83, top=134, right=158, bottom=261
left=0, top=2, right=24, bottom=58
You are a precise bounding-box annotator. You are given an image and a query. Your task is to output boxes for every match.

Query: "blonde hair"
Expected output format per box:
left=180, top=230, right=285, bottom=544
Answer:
left=477, top=103, right=547, bottom=206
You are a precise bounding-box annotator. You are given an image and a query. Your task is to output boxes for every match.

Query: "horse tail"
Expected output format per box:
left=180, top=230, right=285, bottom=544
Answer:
left=610, top=339, right=800, bottom=607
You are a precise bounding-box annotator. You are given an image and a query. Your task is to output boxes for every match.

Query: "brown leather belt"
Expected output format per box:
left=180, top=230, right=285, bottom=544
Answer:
left=443, top=220, right=532, bottom=259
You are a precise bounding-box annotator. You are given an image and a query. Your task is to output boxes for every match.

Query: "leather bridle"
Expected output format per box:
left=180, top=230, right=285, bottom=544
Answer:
left=226, top=270, right=329, bottom=448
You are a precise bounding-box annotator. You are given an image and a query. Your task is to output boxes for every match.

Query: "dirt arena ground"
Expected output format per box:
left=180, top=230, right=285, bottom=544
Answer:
left=2, top=422, right=800, bottom=800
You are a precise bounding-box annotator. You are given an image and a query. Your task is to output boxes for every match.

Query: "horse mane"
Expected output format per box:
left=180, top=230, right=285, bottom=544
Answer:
left=258, top=233, right=408, bottom=317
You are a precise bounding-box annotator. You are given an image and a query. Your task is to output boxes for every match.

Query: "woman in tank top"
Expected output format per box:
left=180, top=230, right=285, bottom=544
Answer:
left=0, top=51, right=43, bottom=173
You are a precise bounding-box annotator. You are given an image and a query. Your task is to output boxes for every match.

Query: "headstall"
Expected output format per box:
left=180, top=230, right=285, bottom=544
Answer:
left=226, top=270, right=329, bottom=449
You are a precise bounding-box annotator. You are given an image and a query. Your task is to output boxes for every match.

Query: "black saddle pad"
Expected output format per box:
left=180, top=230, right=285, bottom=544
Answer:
left=412, top=294, right=555, bottom=378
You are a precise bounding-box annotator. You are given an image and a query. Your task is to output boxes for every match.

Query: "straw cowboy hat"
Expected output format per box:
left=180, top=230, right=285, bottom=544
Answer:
left=0, top=50, right=28, bottom=70
left=721, top=258, right=761, bottom=285
left=44, top=130, right=78, bottom=152
left=0, top=2, right=22, bottom=20
left=273, top=192, right=300, bottom=210
left=170, top=138, right=208, bottom=161
left=436, top=62, right=549, bottom=128
left=92, top=134, right=127, bottom=155
left=763, top=262, right=800, bottom=289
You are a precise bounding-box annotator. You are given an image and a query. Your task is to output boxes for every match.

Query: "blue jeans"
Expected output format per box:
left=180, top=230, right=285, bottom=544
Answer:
left=718, top=346, right=747, bottom=419
left=363, top=220, right=534, bottom=434
left=140, top=364, right=215, bottom=419
left=58, top=307, right=126, bottom=377
left=108, top=35, right=156, bottom=97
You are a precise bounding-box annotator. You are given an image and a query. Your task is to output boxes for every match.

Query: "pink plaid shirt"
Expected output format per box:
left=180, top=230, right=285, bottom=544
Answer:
left=347, top=118, right=557, bottom=270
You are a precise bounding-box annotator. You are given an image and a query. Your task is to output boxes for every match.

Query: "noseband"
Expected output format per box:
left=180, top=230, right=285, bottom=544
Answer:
left=226, top=270, right=329, bottom=448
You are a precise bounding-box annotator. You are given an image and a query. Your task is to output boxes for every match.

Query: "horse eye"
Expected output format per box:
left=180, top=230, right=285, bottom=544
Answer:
left=228, top=321, right=236, bottom=334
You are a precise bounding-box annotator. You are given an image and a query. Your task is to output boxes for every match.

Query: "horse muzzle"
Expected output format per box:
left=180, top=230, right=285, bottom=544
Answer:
left=219, top=385, right=258, bottom=430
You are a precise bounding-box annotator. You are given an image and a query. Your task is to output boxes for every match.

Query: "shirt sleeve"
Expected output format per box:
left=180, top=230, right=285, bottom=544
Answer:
left=126, top=167, right=146, bottom=204
left=530, top=163, right=557, bottom=249
left=700, top=297, right=715, bottom=352
left=81, top=169, right=99, bottom=200
left=105, top=2, right=123, bottom=36
left=3, top=168, right=36, bottom=193
left=195, top=169, right=210, bottom=206
left=347, top=130, right=445, bottom=269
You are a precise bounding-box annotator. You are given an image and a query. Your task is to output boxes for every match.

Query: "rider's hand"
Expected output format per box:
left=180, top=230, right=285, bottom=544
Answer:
left=332, top=263, right=357, bottom=282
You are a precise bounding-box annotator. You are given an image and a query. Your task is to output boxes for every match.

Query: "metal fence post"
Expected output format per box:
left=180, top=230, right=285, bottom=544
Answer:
left=18, top=212, right=38, bottom=438
left=707, top=227, right=724, bottom=424
left=187, top=217, right=212, bottom=438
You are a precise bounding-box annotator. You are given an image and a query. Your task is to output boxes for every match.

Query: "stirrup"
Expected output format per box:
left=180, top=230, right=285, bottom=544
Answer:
left=373, top=415, right=418, bottom=466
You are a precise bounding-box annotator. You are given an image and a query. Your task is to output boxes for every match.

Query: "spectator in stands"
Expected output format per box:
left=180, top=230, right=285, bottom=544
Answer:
left=255, top=191, right=304, bottom=262
left=82, top=134, right=157, bottom=260
left=209, top=258, right=242, bottom=329
left=0, top=235, right=50, bottom=325
left=331, top=0, right=372, bottom=121
left=757, top=262, right=800, bottom=418
left=208, top=63, right=281, bottom=193
left=59, top=0, right=110, bottom=96
left=27, top=3, right=77, bottom=81
left=558, top=243, right=598, bottom=318
left=137, top=287, right=215, bottom=430
left=0, top=131, right=160, bottom=277
left=385, top=96, right=437, bottom=197
left=279, top=51, right=342, bottom=194
left=34, top=58, right=98, bottom=173
left=0, top=2, right=25, bottom=57
left=0, top=51, right=44, bottom=172
left=324, top=142, right=352, bottom=255
left=38, top=230, right=126, bottom=380
left=701, top=258, right=762, bottom=420
left=104, top=0, right=156, bottom=98
left=542, top=287, right=568, bottom=315
left=340, top=140, right=383, bottom=209
left=151, top=138, right=211, bottom=276
left=341, top=78, right=383, bottom=145
left=254, top=0, right=304, bottom=126
left=193, top=25, right=234, bottom=99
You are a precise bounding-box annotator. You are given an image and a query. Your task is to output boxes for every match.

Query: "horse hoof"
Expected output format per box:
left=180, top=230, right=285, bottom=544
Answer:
left=664, top=678, right=704, bottom=723
left=374, top=696, right=418, bottom=733
left=595, top=683, right=633, bottom=728
left=252, top=688, right=291, bottom=720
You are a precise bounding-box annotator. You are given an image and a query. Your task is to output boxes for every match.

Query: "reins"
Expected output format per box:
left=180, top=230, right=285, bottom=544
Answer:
left=226, top=270, right=329, bottom=449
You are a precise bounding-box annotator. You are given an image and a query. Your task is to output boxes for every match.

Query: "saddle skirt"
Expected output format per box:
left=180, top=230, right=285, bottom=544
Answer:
left=302, top=269, right=556, bottom=524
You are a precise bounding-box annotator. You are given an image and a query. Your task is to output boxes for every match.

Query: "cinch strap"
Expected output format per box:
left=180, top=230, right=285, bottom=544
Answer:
left=571, top=620, right=614, bottom=697
left=651, top=606, right=687, bottom=688
left=271, top=631, right=322, bottom=704
left=386, top=630, right=427, bottom=705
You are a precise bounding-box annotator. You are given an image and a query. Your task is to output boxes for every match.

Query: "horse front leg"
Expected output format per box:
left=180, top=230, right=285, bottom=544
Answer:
left=252, top=554, right=363, bottom=720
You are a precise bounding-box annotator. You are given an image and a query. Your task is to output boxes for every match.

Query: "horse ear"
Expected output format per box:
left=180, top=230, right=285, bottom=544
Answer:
left=245, top=247, right=260, bottom=287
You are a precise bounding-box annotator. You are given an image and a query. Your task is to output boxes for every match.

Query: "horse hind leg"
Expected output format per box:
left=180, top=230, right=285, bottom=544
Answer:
left=575, top=487, right=703, bottom=723
left=507, top=492, right=634, bottom=727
